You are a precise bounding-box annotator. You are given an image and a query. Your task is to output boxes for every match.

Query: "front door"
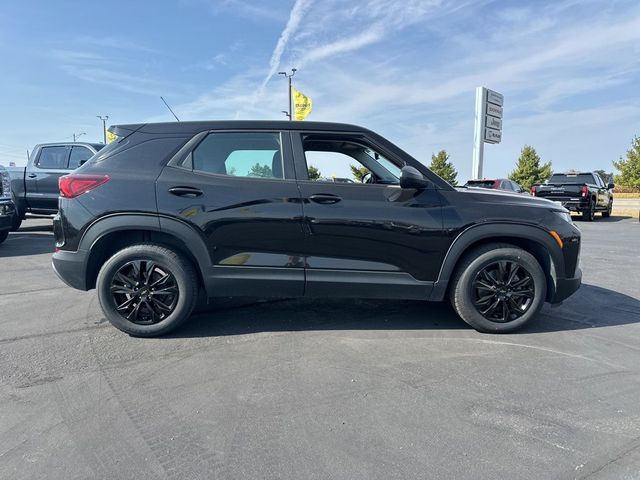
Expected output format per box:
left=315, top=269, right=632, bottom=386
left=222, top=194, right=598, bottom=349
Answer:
left=156, top=130, right=305, bottom=297
left=291, top=132, right=445, bottom=299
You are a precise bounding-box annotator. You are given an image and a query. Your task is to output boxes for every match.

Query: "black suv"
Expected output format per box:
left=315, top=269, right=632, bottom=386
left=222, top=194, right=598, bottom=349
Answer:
left=52, top=121, right=582, bottom=336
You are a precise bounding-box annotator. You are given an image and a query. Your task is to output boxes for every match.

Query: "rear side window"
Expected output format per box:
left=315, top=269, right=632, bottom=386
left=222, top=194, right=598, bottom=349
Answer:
left=191, top=132, right=284, bottom=179
left=68, top=146, right=94, bottom=169
left=37, top=146, right=69, bottom=169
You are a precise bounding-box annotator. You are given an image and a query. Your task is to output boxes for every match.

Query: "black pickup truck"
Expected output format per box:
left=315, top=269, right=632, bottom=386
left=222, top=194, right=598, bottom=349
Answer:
left=532, top=172, right=614, bottom=221
left=8, top=142, right=104, bottom=229
left=0, top=164, right=17, bottom=244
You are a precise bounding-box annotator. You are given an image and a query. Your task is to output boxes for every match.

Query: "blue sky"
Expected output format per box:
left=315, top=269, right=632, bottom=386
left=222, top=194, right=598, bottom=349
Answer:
left=1, top=0, right=640, bottom=181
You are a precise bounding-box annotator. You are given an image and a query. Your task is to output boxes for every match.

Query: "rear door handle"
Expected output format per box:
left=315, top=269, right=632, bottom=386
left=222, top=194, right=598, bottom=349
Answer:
left=309, top=193, right=342, bottom=204
left=168, top=186, right=203, bottom=198
left=28, top=173, right=37, bottom=178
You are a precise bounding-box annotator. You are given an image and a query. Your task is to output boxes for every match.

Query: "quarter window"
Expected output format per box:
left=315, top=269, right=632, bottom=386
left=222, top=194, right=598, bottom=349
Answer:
left=37, top=146, right=69, bottom=169
left=191, top=132, right=284, bottom=179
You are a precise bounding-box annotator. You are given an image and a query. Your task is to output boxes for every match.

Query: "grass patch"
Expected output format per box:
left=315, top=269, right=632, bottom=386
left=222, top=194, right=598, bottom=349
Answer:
left=611, top=209, right=638, bottom=218
left=614, top=192, right=640, bottom=199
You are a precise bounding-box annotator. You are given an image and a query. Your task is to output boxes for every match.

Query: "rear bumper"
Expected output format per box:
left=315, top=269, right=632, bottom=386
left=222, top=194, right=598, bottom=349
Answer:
left=551, top=267, right=582, bottom=303
left=551, top=200, right=588, bottom=212
left=52, top=249, right=89, bottom=290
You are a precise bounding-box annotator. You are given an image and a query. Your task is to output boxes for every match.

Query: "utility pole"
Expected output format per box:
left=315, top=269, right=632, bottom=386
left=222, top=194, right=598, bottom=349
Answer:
left=72, top=132, right=86, bottom=142
left=97, top=115, right=109, bottom=143
left=278, top=68, right=297, bottom=120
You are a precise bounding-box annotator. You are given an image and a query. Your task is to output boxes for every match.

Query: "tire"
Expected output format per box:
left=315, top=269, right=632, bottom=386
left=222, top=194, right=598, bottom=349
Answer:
left=96, top=244, right=199, bottom=337
left=602, top=200, right=612, bottom=218
left=0, top=230, right=8, bottom=244
left=449, top=243, right=547, bottom=333
left=581, top=199, right=595, bottom=221
left=10, top=216, right=22, bottom=231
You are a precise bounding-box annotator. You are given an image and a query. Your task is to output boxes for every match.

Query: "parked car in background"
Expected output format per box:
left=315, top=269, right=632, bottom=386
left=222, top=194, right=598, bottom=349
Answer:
left=531, top=172, right=614, bottom=221
left=52, top=121, right=581, bottom=337
left=464, top=178, right=527, bottom=194
left=8, top=142, right=104, bottom=230
left=0, top=164, right=17, bottom=244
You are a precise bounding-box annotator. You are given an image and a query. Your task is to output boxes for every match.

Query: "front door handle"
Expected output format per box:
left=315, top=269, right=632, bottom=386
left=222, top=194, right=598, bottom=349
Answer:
left=168, top=186, right=203, bottom=198
left=28, top=173, right=37, bottom=178
left=309, top=193, right=342, bottom=205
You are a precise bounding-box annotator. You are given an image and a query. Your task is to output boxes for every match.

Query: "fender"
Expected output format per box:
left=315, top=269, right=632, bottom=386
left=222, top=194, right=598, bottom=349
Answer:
left=429, top=222, right=564, bottom=302
left=78, top=213, right=212, bottom=285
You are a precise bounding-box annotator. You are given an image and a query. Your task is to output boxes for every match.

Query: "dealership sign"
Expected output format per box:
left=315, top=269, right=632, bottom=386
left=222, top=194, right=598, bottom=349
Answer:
left=472, top=87, right=504, bottom=179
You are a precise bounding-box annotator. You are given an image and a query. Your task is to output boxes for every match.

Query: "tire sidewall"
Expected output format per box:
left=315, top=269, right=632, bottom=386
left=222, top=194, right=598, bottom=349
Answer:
left=454, top=248, right=546, bottom=333
left=97, top=246, right=196, bottom=336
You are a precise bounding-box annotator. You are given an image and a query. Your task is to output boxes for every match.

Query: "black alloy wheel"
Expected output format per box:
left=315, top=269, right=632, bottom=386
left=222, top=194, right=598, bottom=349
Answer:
left=472, top=260, right=535, bottom=323
left=110, top=260, right=179, bottom=325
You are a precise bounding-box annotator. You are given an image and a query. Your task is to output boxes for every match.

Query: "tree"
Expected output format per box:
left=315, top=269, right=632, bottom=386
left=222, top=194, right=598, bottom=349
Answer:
left=248, top=163, right=273, bottom=178
left=509, top=145, right=552, bottom=190
left=349, top=164, right=370, bottom=182
left=613, top=136, right=640, bottom=189
left=308, top=165, right=321, bottom=180
left=429, top=150, right=457, bottom=185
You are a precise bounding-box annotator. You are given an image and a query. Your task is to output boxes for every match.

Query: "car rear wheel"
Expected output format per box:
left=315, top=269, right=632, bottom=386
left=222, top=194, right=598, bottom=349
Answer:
left=0, top=230, right=8, bottom=244
left=450, top=244, right=546, bottom=333
left=97, top=244, right=198, bottom=337
left=581, top=199, right=595, bottom=221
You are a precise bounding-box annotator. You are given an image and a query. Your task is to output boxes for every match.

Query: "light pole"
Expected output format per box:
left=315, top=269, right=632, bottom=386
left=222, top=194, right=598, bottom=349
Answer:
left=278, top=68, right=297, bottom=120
left=97, top=115, right=109, bottom=143
left=72, top=132, right=86, bottom=142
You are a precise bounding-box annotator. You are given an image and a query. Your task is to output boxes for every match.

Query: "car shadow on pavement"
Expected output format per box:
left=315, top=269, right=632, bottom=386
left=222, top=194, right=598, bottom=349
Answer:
left=0, top=222, right=54, bottom=258
left=574, top=215, right=633, bottom=223
left=167, top=283, right=640, bottom=338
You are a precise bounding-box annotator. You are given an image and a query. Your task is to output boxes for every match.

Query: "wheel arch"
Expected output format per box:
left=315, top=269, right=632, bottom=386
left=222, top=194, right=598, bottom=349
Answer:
left=430, top=223, right=563, bottom=302
left=80, top=214, right=210, bottom=290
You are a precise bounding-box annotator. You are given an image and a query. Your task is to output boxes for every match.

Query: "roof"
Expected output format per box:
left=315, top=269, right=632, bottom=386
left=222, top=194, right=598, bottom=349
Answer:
left=32, top=142, right=105, bottom=150
left=111, top=120, right=374, bottom=135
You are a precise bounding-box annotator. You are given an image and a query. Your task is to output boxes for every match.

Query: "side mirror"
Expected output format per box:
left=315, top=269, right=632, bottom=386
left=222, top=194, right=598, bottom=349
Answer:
left=607, top=182, right=615, bottom=190
left=400, top=166, right=432, bottom=190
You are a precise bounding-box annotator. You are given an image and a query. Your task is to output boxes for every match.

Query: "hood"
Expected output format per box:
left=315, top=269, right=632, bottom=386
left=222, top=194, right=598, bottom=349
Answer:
left=456, top=186, right=567, bottom=211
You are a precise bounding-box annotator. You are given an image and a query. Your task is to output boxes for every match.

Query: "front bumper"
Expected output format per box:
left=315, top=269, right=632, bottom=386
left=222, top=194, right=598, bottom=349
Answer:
left=551, top=267, right=582, bottom=303
left=0, top=200, right=16, bottom=231
left=52, top=249, right=90, bottom=290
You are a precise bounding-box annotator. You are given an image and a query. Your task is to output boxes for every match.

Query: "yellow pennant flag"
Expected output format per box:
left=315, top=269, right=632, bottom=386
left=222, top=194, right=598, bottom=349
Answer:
left=106, top=130, right=118, bottom=143
left=292, top=87, right=312, bottom=121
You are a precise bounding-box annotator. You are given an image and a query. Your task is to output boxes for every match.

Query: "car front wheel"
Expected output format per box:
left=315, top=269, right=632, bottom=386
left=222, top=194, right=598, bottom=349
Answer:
left=96, top=244, right=198, bottom=337
left=450, top=244, right=547, bottom=333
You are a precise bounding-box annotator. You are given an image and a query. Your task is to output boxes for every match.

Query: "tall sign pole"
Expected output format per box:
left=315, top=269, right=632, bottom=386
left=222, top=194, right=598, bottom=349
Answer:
left=278, top=68, right=297, bottom=120
left=472, top=87, right=504, bottom=179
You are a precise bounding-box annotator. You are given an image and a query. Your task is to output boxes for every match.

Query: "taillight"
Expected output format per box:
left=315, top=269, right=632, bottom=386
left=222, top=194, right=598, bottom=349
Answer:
left=59, top=174, right=110, bottom=198
left=581, top=185, right=588, bottom=197
left=531, top=186, right=537, bottom=196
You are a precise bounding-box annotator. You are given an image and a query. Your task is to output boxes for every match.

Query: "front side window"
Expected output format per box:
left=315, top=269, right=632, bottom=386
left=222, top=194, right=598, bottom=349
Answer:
left=37, top=146, right=69, bottom=169
left=302, top=135, right=401, bottom=184
left=191, top=132, right=284, bottom=179
left=68, top=146, right=94, bottom=169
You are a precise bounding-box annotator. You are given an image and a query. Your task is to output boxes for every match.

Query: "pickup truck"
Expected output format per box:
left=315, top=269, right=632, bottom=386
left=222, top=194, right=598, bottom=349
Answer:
left=531, top=172, right=614, bottom=221
left=8, top=142, right=104, bottom=230
left=0, top=164, right=17, bottom=244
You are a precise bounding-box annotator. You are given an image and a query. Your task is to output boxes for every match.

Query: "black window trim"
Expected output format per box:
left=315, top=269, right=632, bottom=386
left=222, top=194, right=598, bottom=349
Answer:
left=167, top=129, right=296, bottom=182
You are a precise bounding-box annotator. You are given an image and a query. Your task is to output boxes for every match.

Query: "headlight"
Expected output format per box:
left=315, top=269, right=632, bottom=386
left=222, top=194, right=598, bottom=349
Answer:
left=0, top=170, right=11, bottom=199
left=553, top=210, right=572, bottom=223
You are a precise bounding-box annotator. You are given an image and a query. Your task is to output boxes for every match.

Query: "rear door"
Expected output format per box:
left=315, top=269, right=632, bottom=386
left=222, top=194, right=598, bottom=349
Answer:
left=156, top=130, right=305, bottom=297
left=291, top=131, right=445, bottom=299
left=29, top=145, right=71, bottom=211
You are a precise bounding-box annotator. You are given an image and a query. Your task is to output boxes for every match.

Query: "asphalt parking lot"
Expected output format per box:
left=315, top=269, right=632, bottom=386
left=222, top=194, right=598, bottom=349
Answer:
left=1, top=216, right=639, bottom=480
